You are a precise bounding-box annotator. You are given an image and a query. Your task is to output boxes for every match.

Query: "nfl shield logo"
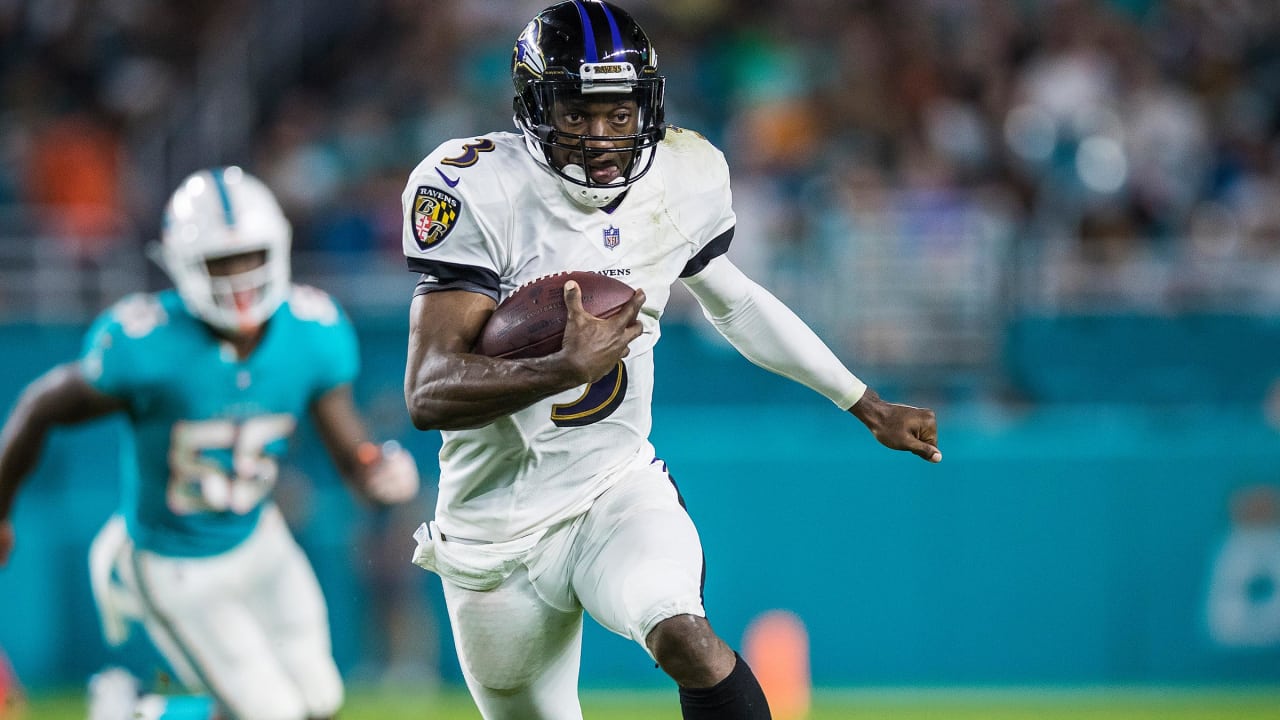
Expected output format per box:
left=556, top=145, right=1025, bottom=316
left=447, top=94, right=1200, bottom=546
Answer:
left=602, top=225, right=620, bottom=250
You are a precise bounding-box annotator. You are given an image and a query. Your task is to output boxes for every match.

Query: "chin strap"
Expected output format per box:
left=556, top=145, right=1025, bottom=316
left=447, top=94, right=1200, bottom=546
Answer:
left=560, top=164, right=627, bottom=208
left=518, top=120, right=639, bottom=208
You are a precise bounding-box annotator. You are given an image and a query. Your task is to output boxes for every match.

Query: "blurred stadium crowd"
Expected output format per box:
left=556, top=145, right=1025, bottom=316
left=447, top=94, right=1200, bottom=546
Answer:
left=1, top=0, right=1279, bottom=390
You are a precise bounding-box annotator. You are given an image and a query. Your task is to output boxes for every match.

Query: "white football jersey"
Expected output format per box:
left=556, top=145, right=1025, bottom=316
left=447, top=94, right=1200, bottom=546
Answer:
left=402, top=128, right=736, bottom=542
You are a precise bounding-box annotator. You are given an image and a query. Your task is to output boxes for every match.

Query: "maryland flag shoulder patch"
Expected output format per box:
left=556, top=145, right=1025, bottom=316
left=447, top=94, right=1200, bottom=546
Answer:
left=411, top=185, right=462, bottom=251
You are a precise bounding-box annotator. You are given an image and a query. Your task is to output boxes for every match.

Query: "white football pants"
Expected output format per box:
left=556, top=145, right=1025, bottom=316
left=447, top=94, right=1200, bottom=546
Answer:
left=436, top=459, right=706, bottom=720
left=93, top=506, right=343, bottom=720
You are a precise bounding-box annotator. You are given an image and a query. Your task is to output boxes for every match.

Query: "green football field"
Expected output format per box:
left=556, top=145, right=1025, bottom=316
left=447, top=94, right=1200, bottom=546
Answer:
left=14, top=685, right=1280, bottom=719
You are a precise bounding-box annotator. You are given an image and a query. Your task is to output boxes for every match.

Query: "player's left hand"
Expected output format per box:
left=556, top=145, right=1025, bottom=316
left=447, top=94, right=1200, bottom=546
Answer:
left=849, top=388, right=942, bottom=463
left=363, top=442, right=420, bottom=504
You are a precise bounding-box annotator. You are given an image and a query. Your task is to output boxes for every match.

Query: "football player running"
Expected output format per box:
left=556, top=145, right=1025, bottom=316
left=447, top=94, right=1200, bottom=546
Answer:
left=0, top=167, right=420, bottom=720
left=401, top=2, right=941, bottom=719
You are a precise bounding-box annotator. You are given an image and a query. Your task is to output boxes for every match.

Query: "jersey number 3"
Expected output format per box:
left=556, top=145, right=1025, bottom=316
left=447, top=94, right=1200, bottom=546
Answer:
left=166, top=415, right=297, bottom=515
left=551, top=361, right=628, bottom=427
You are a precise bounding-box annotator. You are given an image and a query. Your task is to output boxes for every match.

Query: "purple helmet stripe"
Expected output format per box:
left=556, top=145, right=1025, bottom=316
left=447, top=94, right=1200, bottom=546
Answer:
left=573, top=1, right=598, bottom=63
left=597, top=2, right=624, bottom=59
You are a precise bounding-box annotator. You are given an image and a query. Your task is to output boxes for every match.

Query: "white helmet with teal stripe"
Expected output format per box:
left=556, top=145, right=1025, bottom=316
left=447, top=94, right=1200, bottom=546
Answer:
left=158, top=166, right=291, bottom=334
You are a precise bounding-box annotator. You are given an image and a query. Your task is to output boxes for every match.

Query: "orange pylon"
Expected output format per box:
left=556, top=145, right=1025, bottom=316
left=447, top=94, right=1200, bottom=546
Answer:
left=743, top=610, right=811, bottom=720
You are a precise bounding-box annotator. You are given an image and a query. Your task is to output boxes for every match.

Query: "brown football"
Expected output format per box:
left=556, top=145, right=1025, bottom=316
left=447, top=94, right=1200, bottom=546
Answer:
left=474, top=271, right=636, bottom=359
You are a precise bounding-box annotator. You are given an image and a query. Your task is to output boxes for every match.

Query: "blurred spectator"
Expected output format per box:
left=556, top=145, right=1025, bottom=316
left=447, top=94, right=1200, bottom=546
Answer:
left=24, top=111, right=126, bottom=255
left=2, top=0, right=1280, bottom=390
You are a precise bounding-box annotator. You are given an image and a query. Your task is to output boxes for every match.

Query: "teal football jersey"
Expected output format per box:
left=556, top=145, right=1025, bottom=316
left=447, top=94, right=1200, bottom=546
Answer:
left=80, top=286, right=359, bottom=556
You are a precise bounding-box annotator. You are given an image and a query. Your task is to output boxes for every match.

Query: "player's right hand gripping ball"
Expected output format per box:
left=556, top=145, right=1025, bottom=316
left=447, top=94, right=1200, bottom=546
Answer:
left=474, top=271, right=635, bottom=359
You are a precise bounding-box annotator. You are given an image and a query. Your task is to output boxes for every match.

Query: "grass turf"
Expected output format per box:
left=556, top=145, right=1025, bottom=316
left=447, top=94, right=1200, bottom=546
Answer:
left=11, top=685, right=1280, bottom=719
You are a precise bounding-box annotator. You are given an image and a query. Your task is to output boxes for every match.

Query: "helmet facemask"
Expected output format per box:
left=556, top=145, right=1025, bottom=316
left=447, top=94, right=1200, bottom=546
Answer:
left=512, top=1, right=667, bottom=208
left=168, top=247, right=288, bottom=335
left=515, top=71, right=665, bottom=207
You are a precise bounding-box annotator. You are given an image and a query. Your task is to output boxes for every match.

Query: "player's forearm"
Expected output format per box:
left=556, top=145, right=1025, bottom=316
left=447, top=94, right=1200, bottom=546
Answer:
left=1, top=365, right=124, bottom=518
left=848, top=387, right=890, bottom=427
left=684, top=259, right=866, bottom=409
left=309, top=384, right=373, bottom=487
left=406, top=352, right=583, bottom=430
left=0, top=393, right=56, bottom=519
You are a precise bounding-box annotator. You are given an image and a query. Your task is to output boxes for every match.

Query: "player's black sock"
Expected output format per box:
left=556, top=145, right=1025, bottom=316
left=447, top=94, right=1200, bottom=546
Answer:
left=678, top=652, right=772, bottom=719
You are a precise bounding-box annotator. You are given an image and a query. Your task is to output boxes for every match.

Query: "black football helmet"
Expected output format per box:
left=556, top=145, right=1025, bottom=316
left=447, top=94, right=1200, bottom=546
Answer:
left=512, top=0, right=666, bottom=207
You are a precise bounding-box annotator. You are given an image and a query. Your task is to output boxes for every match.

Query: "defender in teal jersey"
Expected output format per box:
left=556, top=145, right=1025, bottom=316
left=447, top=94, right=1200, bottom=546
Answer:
left=0, top=167, right=420, bottom=720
